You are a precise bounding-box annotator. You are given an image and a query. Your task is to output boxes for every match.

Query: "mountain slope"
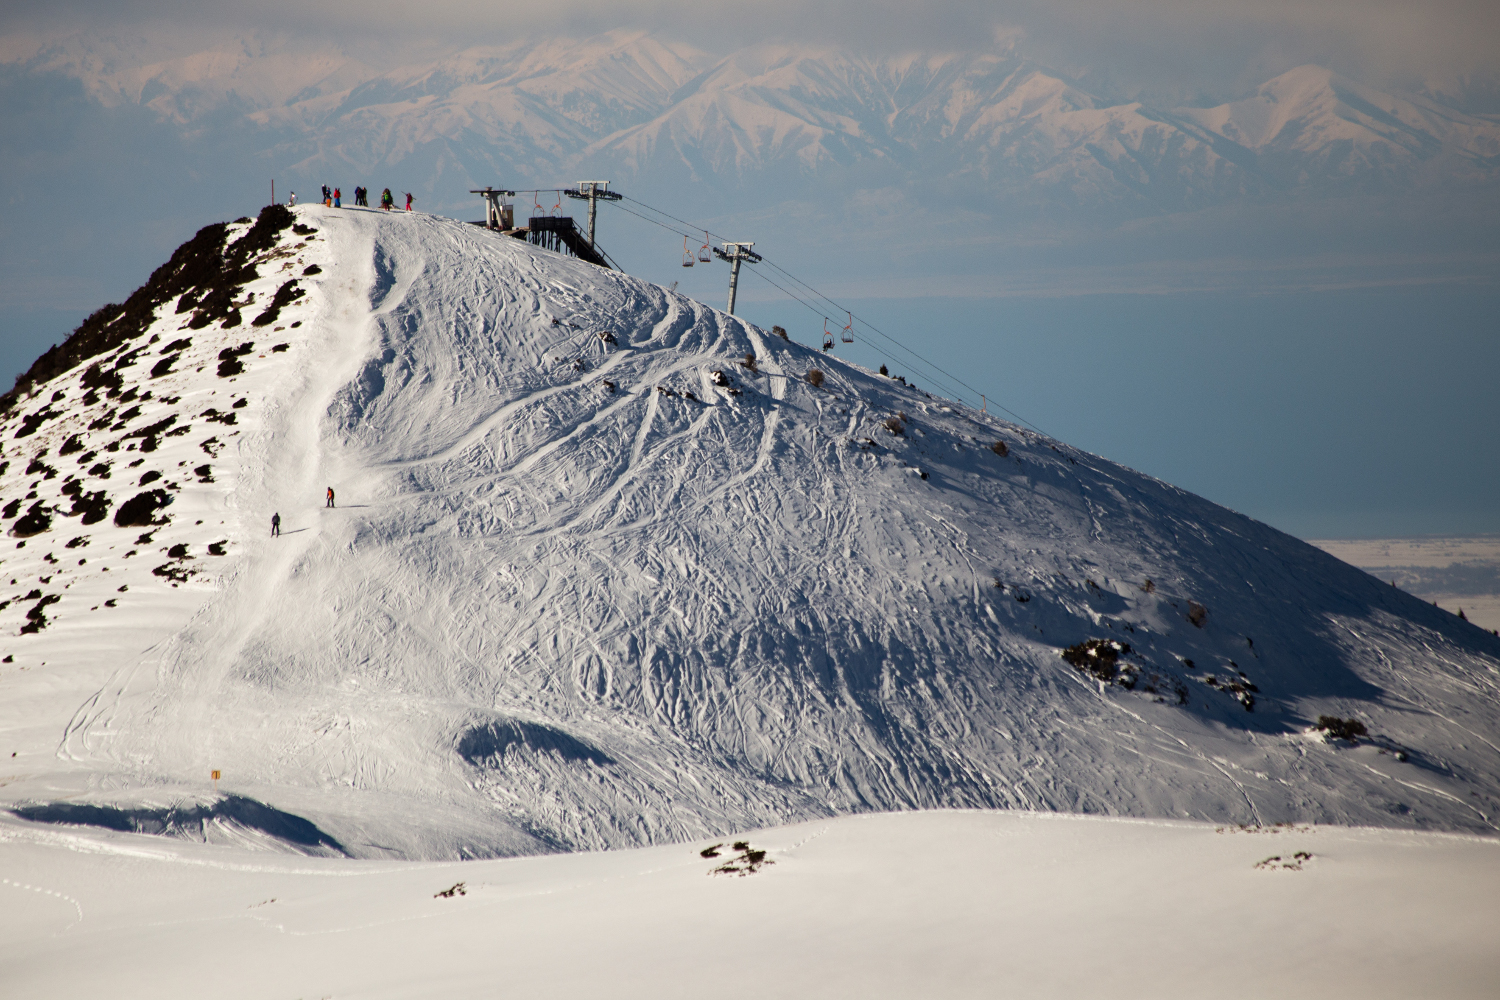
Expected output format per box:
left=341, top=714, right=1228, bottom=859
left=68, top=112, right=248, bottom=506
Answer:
left=1, top=205, right=1497, bottom=859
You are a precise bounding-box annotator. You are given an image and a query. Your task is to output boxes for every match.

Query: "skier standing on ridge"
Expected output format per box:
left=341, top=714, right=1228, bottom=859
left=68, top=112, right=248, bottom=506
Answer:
left=288, top=191, right=296, bottom=206
left=322, top=185, right=331, bottom=206
left=334, top=187, right=342, bottom=208
left=326, top=487, right=335, bottom=508
left=405, top=192, right=413, bottom=211
left=381, top=188, right=394, bottom=211
left=271, top=512, right=281, bottom=537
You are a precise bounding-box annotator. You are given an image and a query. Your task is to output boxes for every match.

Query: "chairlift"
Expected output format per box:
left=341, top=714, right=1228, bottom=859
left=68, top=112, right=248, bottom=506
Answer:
left=682, top=235, right=695, bottom=267
left=552, top=190, right=563, bottom=217
left=841, top=311, right=854, bottom=343
left=698, top=232, right=712, bottom=263
left=823, top=318, right=835, bottom=351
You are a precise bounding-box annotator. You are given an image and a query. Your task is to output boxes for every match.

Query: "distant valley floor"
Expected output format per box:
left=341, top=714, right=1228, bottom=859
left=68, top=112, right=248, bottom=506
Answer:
left=1310, top=537, right=1500, bottom=631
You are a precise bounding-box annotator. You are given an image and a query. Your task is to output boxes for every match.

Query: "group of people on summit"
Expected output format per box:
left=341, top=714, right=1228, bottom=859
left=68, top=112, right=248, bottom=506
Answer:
left=304, top=185, right=411, bottom=212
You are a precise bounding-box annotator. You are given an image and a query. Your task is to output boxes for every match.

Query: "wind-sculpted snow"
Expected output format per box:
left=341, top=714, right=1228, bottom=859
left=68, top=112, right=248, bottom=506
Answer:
left=1, top=205, right=1498, bottom=859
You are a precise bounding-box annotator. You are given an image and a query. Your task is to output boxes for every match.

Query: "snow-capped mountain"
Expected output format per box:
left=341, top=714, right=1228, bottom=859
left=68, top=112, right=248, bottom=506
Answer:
left=1, top=204, right=1497, bottom=859
left=5, top=29, right=1496, bottom=213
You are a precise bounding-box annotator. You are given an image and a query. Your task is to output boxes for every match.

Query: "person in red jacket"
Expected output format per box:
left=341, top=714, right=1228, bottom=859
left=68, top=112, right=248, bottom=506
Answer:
left=326, top=486, right=335, bottom=508
left=405, top=192, right=413, bottom=211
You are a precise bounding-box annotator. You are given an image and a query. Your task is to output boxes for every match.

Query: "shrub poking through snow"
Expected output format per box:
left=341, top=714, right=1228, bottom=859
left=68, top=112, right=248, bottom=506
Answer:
left=991, top=440, right=1008, bottom=456
left=1255, top=852, right=1313, bottom=871
left=883, top=416, right=904, bottom=435
left=772, top=325, right=788, bottom=340
left=879, top=364, right=889, bottom=376
left=113, top=489, right=172, bottom=528
left=707, top=840, right=774, bottom=877
left=1187, top=601, right=1208, bottom=627
left=434, top=882, right=466, bottom=898
left=19, top=593, right=61, bottom=634
left=1204, top=673, right=1258, bottom=712
left=253, top=279, right=305, bottom=327
left=741, top=352, right=757, bottom=372
left=1316, top=716, right=1368, bottom=741
left=217, top=342, right=255, bottom=378
left=9, top=502, right=54, bottom=537
left=806, top=369, right=824, bottom=387
left=1141, top=578, right=1156, bottom=593
left=1062, top=639, right=1135, bottom=686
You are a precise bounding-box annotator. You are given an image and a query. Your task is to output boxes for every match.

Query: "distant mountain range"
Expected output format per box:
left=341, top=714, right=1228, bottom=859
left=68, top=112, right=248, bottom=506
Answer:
left=6, top=29, right=1498, bottom=217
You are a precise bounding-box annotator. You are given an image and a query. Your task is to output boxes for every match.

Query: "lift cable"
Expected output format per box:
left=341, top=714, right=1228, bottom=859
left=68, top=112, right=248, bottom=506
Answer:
left=603, top=196, right=1045, bottom=433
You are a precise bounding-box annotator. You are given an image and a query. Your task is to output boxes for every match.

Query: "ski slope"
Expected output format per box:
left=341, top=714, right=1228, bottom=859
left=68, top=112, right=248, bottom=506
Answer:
left=1, top=204, right=1498, bottom=861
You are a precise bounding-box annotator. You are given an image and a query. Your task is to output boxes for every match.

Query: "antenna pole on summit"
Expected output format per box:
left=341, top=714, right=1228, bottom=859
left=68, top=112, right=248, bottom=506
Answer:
left=712, top=242, right=762, bottom=315
left=566, top=181, right=621, bottom=248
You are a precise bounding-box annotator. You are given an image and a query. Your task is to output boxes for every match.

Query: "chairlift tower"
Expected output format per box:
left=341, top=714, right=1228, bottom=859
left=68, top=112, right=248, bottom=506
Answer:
left=564, top=181, right=622, bottom=249
left=712, top=242, right=762, bottom=315
left=470, top=187, right=516, bottom=229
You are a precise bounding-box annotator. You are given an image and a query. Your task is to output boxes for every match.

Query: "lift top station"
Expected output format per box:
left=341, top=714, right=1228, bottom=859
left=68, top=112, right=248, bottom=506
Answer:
left=470, top=182, right=618, bottom=270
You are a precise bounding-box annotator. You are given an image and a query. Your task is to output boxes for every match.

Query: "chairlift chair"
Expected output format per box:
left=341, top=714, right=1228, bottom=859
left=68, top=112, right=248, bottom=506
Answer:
left=823, top=318, right=835, bottom=351
left=841, top=311, right=854, bottom=343
left=682, top=236, right=695, bottom=267
left=698, top=233, right=712, bottom=263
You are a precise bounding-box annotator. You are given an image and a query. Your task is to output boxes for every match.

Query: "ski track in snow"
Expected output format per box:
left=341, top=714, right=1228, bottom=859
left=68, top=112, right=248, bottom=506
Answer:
left=0, top=205, right=1496, bottom=861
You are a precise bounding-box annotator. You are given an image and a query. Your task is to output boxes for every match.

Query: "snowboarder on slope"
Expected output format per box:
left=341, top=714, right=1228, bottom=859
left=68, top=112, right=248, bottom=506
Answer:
left=326, top=487, right=335, bottom=508
left=271, top=512, right=281, bottom=537
left=334, top=187, right=342, bottom=208
left=405, top=192, right=413, bottom=211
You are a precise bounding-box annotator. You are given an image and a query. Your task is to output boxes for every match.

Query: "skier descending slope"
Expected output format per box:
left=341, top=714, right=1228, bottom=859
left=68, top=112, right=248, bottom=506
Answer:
left=271, top=512, right=281, bottom=536
left=325, top=487, right=335, bottom=508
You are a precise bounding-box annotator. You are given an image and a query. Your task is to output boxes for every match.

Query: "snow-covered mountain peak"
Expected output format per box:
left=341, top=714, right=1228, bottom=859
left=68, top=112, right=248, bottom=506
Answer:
left=8, top=30, right=1496, bottom=209
left=2, top=205, right=1497, bottom=859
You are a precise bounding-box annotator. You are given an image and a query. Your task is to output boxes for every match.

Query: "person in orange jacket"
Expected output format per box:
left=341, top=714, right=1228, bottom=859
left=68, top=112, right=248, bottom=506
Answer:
left=326, top=487, right=335, bottom=508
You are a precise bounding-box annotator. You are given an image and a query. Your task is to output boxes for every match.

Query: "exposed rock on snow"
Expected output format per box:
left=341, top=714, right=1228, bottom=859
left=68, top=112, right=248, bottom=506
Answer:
left=1, top=204, right=1497, bottom=859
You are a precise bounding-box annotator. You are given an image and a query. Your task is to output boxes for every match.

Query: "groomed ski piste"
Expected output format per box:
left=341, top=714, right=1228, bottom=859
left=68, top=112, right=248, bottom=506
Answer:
left=1, top=204, right=1497, bottom=996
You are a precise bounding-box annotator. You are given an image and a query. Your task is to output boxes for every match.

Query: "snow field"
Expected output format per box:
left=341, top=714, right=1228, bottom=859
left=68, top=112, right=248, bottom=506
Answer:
left=1, top=809, right=1496, bottom=999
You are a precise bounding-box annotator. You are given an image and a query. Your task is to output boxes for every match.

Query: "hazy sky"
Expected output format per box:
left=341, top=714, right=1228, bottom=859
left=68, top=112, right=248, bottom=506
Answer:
left=5, top=0, right=1498, bottom=101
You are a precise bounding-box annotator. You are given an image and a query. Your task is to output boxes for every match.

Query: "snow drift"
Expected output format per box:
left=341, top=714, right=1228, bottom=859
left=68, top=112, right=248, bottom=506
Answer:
left=1, top=204, right=1497, bottom=859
